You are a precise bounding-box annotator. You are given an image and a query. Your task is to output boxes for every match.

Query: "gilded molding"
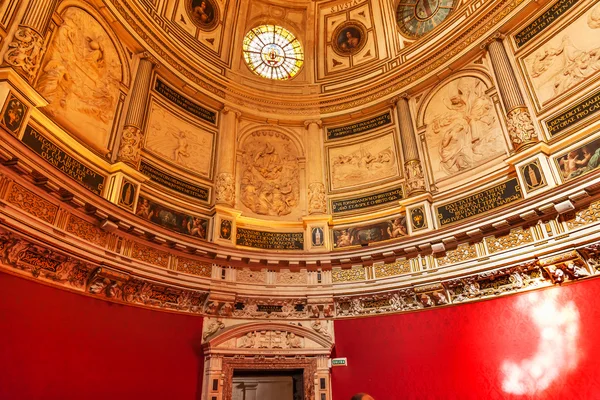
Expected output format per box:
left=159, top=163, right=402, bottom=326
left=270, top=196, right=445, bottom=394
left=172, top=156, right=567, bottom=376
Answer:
left=374, top=259, right=411, bottom=278
left=485, top=227, right=534, bottom=254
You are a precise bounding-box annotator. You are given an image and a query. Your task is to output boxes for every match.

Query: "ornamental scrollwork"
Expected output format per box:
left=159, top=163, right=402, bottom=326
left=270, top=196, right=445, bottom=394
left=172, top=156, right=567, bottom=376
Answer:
left=4, top=27, right=45, bottom=79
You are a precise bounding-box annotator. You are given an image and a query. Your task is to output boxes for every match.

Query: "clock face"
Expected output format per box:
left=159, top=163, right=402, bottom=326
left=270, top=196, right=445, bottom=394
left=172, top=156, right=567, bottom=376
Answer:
left=396, top=0, right=455, bottom=39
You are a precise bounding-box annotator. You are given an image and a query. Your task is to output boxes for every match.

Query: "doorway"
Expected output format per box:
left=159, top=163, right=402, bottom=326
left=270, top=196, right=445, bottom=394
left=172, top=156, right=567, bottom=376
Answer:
left=232, top=369, right=304, bottom=400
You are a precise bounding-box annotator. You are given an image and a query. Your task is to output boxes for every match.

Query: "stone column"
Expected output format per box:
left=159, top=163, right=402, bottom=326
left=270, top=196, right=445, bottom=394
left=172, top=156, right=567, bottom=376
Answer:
left=3, top=0, right=59, bottom=81
left=116, top=56, right=156, bottom=167
left=305, top=120, right=327, bottom=214
left=215, top=107, right=240, bottom=206
left=394, top=95, right=426, bottom=195
left=484, top=35, right=538, bottom=151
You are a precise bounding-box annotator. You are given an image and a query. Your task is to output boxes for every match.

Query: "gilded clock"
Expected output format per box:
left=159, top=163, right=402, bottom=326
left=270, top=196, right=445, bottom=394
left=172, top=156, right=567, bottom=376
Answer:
left=396, top=0, right=455, bottom=39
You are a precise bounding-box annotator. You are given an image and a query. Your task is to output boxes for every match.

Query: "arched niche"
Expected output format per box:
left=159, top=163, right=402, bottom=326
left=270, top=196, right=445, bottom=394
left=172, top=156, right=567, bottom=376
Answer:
left=415, top=69, right=508, bottom=185
left=35, top=2, right=131, bottom=156
left=236, top=127, right=306, bottom=219
left=202, top=321, right=334, bottom=400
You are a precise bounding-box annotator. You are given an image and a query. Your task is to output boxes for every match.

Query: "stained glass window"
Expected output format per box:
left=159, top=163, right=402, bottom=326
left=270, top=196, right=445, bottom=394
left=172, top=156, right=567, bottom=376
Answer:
left=242, top=25, right=304, bottom=80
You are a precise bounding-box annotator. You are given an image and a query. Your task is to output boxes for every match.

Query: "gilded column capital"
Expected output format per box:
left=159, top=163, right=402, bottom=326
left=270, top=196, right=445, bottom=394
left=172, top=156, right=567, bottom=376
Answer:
left=480, top=32, right=505, bottom=50
left=139, top=52, right=160, bottom=68
left=304, top=119, right=323, bottom=129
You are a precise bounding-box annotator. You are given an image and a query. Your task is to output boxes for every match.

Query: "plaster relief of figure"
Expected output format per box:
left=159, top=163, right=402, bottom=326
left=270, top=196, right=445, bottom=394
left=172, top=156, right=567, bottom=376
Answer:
left=239, top=131, right=300, bottom=216
left=329, top=134, right=399, bottom=190
left=524, top=3, right=600, bottom=105
left=424, top=76, right=505, bottom=182
left=37, top=7, right=122, bottom=152
left=144, top=102, right=214, bottom=177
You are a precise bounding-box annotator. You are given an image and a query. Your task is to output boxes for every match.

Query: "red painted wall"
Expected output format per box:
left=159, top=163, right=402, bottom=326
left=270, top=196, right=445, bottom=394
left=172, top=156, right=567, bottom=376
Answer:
left=0, top=272, right=205, bottom=400
left=332, top=279, right=600, bottom=400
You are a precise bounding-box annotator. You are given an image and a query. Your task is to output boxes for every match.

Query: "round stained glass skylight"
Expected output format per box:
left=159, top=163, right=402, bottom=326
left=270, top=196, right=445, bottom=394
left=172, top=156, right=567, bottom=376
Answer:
left=242, top=25, right=304, bottom=80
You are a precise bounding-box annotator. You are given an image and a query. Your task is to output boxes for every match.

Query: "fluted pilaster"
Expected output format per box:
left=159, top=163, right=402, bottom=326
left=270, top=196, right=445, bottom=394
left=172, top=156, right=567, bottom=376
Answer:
left=305, top=120, right=327, bottom=215
left=117, top=56, right=156, bottom=167
left=215, top=107, right=241, bottom=206
left=394, top=95, right=426, bottom=195
left=485, top=36, right=538, bottom=151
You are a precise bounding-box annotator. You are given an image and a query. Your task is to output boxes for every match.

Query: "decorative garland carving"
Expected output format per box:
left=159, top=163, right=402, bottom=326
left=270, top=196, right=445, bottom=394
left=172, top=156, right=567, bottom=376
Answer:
left=308, top=182, right=327, bottom=214
left=117, top=126, right=143, bottom=167
left=4, top=26, right=45, bottom=79
left=506, top=107, right=538, bottom=150
left=215, top=172, right=235, bottom=205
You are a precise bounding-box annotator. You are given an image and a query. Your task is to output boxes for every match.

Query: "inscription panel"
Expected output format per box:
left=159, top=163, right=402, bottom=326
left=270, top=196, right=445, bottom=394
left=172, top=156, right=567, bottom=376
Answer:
left=236, top=228, right=304, bottom=250
left=140, top=161, right=210, bottom=202
left=546, top=90, right=600, bottom=137
left=331, top=187, right=403, bottom=213
left=327, top=112, right=392, bottom=140
left=514, top=0, right=579, bottom=48
left=436, top=179, right=523, bottom=226
left=21, top=126, right=105, bottom=195
left=154, top=79, right=217, bottom=125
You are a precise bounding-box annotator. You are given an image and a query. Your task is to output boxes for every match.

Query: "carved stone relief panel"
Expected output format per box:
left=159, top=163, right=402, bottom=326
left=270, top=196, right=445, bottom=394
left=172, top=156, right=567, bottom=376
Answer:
left=144, top=100, right=215, bottom=178
left=37, top=7, right=123, bottom=153
left=422, top=76, right=506, bottom=183
left=521, top=3, right=600, bottom=109
left=238, top=131, right=300, bottom=217
left=327, top=132, right=400, bottom=191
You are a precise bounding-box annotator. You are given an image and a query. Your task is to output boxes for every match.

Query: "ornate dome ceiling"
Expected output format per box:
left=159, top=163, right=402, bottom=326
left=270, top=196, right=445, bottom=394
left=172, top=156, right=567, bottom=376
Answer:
left=0, top=0, right=600, bottom=322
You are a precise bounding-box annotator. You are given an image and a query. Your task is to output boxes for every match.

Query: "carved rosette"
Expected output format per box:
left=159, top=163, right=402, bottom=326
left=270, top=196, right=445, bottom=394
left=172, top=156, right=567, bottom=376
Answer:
left=4, top=26, right=45, bottom=80
left=308, top=182, right=327, bottom=214
left=404, top=159, right=425, bottom=195
left=506, top=107, right=538, bottom=150
left=117, top=126, right=143, bottom=167
left=215, top=172, right=235, bottom=205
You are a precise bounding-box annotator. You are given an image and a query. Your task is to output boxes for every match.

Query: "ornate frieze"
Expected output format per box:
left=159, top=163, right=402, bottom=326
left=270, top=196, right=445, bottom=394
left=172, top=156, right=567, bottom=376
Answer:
left=131, top=242, right=170, bottom=268
left=232, top=298, right=308, bottom=319
left=6, top=183, right=58, bottom=224
left=485, top=227, right=534, bottom=254
left=276, top=270, right=308, bottom=285
left=176, top=257, right=212, bottom=277
left=374, top=259, right=411, bottom=278
left=437, top=243, right=477, bottom=267
left=237, top=330, right=304, bottom=349
left=331, top=266, right=365, bottom=283
left=65, top=215, right=109, bottom=247
left=236, top=268, right=266, bottom=284
left=565, top=200, right=600, bottom=229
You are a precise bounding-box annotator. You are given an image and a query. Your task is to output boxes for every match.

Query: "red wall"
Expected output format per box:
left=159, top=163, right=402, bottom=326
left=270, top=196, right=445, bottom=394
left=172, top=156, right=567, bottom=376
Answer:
left=332, top=279, right=600, bottom=400
left=0, top=272, right=205, bottom=400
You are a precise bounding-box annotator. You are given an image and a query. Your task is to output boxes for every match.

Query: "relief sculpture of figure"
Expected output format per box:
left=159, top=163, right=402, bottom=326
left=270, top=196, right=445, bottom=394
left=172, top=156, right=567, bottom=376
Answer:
left=425, top=77, right=505, bottom=180
left=239, top=133, right=300, bottom=217
left=526, top=5, right=600, bottom=103
left=36, top=8, right=122, bottom=149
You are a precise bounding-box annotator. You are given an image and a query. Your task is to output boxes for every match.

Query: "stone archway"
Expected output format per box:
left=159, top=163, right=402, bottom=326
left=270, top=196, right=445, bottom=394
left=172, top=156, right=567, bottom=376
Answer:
left=201, top=321, right=334, bottom=400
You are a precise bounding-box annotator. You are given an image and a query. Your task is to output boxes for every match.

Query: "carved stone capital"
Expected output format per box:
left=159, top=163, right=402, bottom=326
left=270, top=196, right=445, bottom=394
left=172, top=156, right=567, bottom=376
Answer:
left=308, top=182, right=327, bottom=215
left=506, top=107, right=538, bottom=151
left=215, top=172, right=235, bottom=205
left=404, top=159, right=426, bottom=195
left=117, top=126, right=143, bottom=168
left=222, top=107, right=242, bottom=119
left=4, top=26, right=45, bottom=80
left=304, top=119, right=322, bottom=129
